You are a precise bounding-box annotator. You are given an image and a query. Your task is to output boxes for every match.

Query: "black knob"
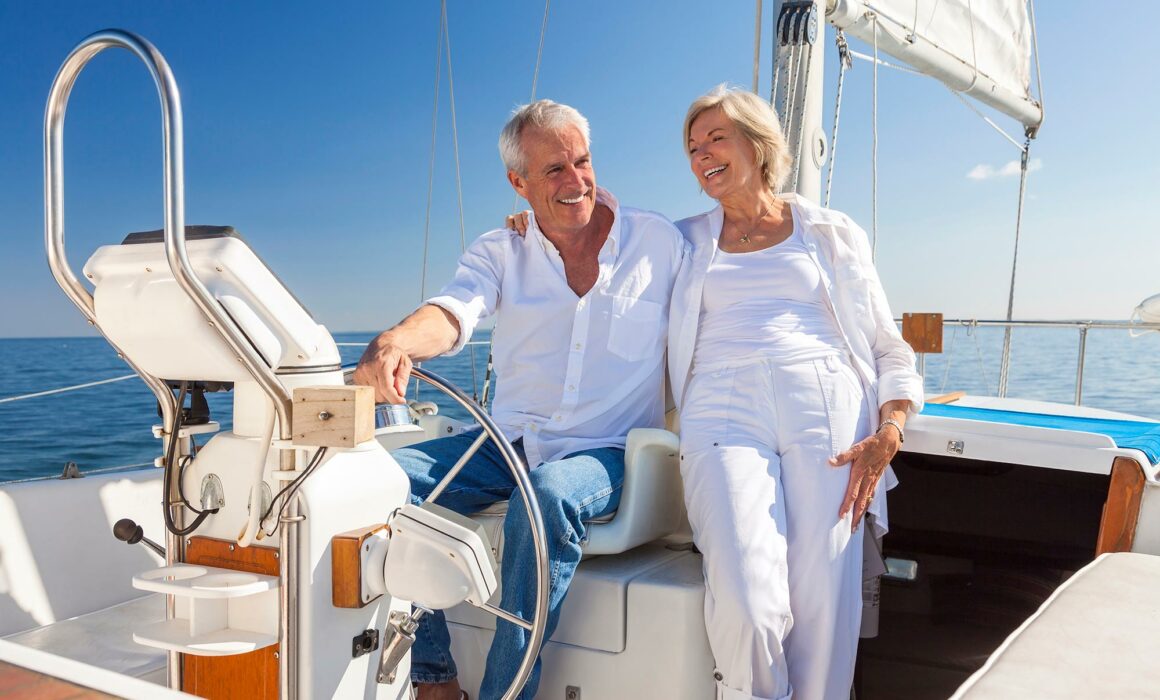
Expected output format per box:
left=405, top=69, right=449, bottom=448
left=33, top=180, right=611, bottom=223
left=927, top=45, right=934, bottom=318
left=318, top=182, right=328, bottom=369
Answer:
left=113, top=518, right=144, bottom=545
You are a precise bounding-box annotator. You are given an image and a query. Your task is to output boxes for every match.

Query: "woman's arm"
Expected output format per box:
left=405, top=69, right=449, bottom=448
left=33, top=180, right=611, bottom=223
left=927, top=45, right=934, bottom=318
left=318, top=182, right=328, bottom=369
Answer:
left=844, top=213, right=925, bottom=415
left=828, top=213, right=923, bottom=530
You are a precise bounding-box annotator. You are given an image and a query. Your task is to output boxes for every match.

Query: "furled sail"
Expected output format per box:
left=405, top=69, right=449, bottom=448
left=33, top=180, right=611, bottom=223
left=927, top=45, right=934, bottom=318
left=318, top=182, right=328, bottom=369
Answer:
left=827, top=0, right=1042, bottom=132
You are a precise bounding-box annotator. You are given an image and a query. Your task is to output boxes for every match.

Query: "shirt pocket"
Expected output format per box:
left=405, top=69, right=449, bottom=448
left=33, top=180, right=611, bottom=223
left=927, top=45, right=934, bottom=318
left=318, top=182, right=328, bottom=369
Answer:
left=607, top=295, right=663, bottom=362
left=835, top=264, right=873, bottom=309
left=834, top=264, right=878, bottom=340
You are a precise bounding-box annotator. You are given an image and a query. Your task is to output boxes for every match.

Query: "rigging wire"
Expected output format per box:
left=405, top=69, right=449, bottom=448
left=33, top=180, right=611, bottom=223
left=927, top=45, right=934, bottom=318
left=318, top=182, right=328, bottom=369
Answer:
left=529, top=0, right=551, bottom=103
left=938, top=324, right=958, bottom=393
left=439, top=0, right=480, bottom=401
left=752, top=0, right=763, bottom=93
left=871, top=12, right=879, bottom=262
left=413, top=1, right=448, bottom=404
left=846, top=49, right=1027, bottom=152
left=823, top=30, right=852, bottom=208
left=419, top=2, right=446, bottom=305
left=0, top=373, right=136, bottom=403
left=968, top=321, right=993, bottom=396
left=486, top=0, right=553, bottom=410
left=1027, top=0, right=1044, bottom=135
left=997, top=140, right=1033, bottom=396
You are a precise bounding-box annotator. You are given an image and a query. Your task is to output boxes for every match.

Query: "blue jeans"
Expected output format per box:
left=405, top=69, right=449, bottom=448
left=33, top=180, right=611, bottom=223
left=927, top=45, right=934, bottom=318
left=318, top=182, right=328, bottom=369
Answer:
left=390, top=429, right=625, bottom=700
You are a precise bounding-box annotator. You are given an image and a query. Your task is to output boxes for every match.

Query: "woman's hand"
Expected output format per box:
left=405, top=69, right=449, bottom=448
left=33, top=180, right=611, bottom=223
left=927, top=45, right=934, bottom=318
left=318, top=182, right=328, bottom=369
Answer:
left=830, top=399, right=909, bottom=531
left=505, top=210, right=531, bottom=236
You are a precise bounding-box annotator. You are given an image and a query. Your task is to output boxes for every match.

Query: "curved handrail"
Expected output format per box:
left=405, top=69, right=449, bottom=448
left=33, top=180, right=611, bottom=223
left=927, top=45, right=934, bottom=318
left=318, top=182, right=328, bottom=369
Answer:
left=42, top=29, right=293, bottom=440
left=43, top=30, right=181, bottom=430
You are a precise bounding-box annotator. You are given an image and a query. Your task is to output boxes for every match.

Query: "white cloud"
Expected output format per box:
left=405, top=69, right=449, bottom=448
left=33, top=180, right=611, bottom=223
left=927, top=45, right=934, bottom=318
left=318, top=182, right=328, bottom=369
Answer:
left=967, top=158, right=1043, bottom=180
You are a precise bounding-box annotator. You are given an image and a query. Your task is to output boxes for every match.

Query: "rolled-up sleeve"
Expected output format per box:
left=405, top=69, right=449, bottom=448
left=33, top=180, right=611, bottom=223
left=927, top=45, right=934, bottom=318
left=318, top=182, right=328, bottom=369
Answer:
left=425, top=233, right=506, bottom=356
left=844, top=216, right=925, bottom=415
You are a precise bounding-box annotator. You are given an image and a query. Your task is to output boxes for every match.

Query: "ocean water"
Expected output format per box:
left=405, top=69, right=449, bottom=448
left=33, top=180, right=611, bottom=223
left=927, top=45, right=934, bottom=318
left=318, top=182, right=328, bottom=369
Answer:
left=2, top=327, right=1158, bottom=482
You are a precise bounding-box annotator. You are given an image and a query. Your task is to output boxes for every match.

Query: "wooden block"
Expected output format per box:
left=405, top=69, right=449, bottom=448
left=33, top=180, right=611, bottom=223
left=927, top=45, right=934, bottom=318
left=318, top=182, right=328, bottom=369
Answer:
left=292, top=385, right=375, bottom=448
left=902, top=312, right=944, bottom=354
left=184, top=536, right=279, bottom=700
left=1095, top=457, right=1146, bottom=555
left=332, top=524, right=388, bottom=608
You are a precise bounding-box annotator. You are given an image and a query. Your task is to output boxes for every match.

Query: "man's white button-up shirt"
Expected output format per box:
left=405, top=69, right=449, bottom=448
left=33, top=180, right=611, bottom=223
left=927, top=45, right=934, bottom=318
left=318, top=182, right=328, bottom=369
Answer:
left=427, top=188, right=687, bottom=467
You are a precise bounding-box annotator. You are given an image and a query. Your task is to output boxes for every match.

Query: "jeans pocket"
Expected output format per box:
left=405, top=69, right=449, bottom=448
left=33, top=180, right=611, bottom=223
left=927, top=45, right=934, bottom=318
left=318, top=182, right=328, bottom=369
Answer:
left=817, top=355, right=866, bottom=456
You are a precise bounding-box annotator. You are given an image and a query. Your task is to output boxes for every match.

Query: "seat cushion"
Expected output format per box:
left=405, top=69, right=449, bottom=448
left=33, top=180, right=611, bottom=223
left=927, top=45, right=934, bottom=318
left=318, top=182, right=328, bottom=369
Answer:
left=952, top=552, right=1160, bottom=699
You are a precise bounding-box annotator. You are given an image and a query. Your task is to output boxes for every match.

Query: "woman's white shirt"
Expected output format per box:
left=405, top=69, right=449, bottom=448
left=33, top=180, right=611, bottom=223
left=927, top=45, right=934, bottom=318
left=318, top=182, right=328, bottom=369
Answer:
left=695, top=224, right=846, bottom=369
left=669, top=194, right=924, bottom=417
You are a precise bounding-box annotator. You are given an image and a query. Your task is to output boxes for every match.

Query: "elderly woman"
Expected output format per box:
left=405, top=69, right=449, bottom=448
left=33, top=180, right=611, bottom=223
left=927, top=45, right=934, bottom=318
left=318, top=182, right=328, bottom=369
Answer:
left=668, top=86, right=923, bottom=700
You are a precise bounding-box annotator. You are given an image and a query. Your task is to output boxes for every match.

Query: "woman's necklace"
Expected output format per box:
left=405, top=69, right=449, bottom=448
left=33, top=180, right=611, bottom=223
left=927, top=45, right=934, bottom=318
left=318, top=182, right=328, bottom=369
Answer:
left=725, top=199, right=786, bottom=246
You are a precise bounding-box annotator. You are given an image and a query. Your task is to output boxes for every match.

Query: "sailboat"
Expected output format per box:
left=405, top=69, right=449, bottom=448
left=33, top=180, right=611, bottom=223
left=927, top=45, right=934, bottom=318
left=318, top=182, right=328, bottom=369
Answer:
left=2, top=2, right=1159, bottom=699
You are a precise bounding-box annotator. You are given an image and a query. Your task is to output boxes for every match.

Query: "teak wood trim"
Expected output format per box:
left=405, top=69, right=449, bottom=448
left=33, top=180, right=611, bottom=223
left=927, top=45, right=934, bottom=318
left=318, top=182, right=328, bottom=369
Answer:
left=926, top=390, right=966, bottom=405
left=0, top=660, right=117, bottom=698
left=1095, top=457, right=1146, bottom=555
left=902, top=313, right=944, bottom=354
left=182, top=536, right=280, bottom=700
left=332, top=524, right=388, bottom=608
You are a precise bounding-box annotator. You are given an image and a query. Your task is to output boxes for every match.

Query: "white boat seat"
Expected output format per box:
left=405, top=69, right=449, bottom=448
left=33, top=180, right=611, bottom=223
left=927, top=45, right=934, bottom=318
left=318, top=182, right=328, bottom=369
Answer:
left=469, top=428, right=686, bottom=557
left=3, top=594, right=167, bottom=684
left=951, top=552, right=1160, bottom=700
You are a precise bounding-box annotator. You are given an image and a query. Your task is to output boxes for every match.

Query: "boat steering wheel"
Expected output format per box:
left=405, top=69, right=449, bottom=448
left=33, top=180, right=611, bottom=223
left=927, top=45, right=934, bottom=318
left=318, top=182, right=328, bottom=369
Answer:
left=380, top=366, right=549, bottom=700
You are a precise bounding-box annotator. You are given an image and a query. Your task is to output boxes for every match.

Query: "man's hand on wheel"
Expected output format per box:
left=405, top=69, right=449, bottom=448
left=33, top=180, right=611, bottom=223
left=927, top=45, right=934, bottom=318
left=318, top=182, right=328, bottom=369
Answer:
left=354, top=333, right=412, bottom=404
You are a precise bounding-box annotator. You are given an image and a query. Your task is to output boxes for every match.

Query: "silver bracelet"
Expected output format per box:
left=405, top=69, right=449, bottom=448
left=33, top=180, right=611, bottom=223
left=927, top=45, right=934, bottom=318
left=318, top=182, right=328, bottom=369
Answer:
left=877, top=418, right=905, bottom=444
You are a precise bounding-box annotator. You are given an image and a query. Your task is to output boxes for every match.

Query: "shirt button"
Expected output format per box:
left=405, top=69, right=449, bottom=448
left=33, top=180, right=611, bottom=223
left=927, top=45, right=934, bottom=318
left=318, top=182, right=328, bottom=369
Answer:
left=568, top=385, right=576, bottom=392
left=577, top=299, right=586, bottom=309
left=574, top=343, right=582, bottom=350
left=553, top=415, right=562, bottom=421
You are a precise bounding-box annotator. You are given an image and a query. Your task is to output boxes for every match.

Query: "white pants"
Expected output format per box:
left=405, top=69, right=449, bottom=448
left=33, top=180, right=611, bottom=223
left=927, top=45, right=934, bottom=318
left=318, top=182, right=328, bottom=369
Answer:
left=680, top=354, right=872, bottom=700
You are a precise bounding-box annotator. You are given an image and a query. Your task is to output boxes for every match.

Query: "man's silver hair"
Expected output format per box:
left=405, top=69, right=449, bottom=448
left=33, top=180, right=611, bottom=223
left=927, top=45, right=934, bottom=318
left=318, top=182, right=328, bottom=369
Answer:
left=498, top=99, right=591, bottom=176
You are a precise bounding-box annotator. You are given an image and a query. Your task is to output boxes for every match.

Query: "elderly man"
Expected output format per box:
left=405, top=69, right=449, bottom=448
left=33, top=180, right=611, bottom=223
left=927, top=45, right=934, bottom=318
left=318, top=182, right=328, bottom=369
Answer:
left=354, top=99, right=686, bottom=700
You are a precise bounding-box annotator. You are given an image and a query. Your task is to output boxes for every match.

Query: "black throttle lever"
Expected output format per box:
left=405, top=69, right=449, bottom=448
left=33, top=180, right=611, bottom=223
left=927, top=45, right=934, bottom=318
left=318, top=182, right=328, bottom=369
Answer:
left=113, top=518, right=167, bottom=559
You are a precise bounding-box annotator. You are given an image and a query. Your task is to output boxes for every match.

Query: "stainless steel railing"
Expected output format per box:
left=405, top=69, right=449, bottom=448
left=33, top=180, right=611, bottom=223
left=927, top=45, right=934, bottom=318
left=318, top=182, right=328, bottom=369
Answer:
left=919, top=318, right=1160, bottom=406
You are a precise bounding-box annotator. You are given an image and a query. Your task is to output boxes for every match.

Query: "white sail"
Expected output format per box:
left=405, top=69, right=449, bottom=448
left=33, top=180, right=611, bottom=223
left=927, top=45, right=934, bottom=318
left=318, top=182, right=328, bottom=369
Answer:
left=828, top=0, right=1042, bottom=131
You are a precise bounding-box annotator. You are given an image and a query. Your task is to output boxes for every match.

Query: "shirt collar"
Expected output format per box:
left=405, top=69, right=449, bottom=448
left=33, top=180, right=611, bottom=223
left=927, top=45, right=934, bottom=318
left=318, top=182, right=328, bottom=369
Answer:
left=527, top=186, right=621, bottom=258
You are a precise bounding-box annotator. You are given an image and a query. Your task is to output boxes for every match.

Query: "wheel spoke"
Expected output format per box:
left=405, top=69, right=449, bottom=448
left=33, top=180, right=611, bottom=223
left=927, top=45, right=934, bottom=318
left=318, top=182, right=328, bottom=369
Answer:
left=476, top=602, right=533, bottom=631
left=426, top=429, right=489, bottom=504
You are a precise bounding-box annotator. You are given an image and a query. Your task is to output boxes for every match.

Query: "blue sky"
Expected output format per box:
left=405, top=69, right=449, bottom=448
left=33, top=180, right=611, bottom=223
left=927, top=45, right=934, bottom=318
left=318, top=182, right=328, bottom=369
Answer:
left=1, top=1, right=1157, bottom=338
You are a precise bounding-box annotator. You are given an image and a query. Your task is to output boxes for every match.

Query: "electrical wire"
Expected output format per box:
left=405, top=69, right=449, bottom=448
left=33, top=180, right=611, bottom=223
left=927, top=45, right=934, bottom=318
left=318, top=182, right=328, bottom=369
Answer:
left=259, top=446, right=328, bottom=537
left=162, top=383, right=213, bottom=536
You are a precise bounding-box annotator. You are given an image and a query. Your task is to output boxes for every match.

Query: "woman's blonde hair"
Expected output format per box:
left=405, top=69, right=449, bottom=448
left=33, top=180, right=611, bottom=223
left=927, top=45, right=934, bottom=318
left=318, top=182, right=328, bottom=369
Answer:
left=683, top=84, right=792, bottom=192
